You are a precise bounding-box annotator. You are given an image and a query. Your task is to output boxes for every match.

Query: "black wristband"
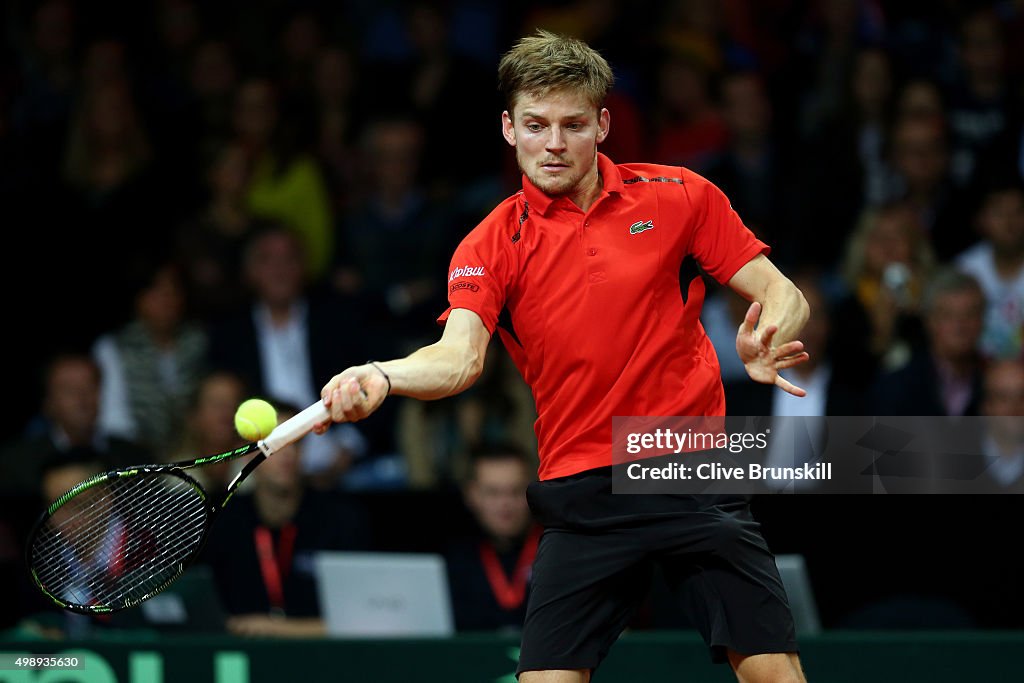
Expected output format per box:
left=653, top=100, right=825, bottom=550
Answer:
left=367, top=361, right=391, bottom=396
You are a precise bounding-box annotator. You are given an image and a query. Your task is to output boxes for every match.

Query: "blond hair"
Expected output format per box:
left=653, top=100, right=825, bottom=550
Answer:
left=497, top=29, right=614, bottom=113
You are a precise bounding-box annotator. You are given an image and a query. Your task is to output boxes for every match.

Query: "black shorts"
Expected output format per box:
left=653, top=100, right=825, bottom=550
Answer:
left=517, top=464, right=798, bottom=677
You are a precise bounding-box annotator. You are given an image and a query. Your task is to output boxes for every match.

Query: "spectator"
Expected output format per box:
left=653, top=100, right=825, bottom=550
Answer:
left=955, top=182, right=1024, bottom=360
left=312, top=45, right=361, bottom=212
left=232, top=77, right=333, bottom=282
left=199, top=401, right=371, bottom=636
left=884, top=115, right=973, bottom=260
left=647, top=50, right=727, bottom=172
left=831, top=201, right=935, bottom=379
left=871, top=268, right=987, bottom=416
left=362, top=2, right=498, bottom=196
left=16, top=451, right=108, bottom=639
left=175, top=141, right=256, bottom=321
left=333, top=116, right=452, bottom=357
left=187, top=39, right=240, bottom=150
left=800, top=47, right=897, bottom=268
left=974, top=359, right=1024, bottom=491
left=206, top=222, right=369, bottom=485
left=945, top=7, right=1012, bottom=189
left=0, top=353, right=148, bottom=497
left=704, top=70, right=795, bottom=260
left=92, top=260, right=208, bottom=459
left=59, top=72, right=174, bottom=338
left=444, top=443, right=540, bottom=632
left=9, top=0, right=78, bottom=186
left=168, top=370, right=249, bottom=491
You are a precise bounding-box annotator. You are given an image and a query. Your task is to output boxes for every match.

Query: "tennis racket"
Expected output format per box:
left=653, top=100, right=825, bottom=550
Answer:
left=26, top=399, right=332, bottom=614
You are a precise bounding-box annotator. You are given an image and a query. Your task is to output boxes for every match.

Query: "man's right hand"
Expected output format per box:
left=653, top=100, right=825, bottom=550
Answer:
left=315, top=364, right=390, bottom=432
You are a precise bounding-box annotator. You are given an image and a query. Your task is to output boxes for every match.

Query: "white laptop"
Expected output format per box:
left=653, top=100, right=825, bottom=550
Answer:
left=314, top=551, right=455, bottom=638
left=774, top=554, right=822, bottom=635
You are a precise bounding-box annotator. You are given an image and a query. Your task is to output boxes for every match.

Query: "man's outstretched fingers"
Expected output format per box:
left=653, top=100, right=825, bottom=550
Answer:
left=776, top=375, right=807, bottom=397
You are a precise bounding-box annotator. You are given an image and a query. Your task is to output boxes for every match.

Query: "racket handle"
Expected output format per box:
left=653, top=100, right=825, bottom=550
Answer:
left=259, top=400, right=330, bottom=456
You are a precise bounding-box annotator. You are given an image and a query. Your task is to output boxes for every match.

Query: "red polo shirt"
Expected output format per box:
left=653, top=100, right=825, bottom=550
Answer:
left=439, top=153, right=767, bottom=480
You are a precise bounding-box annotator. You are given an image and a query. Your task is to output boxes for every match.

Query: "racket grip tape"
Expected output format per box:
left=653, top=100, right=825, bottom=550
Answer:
left=259, top=400, right=330, bottom=455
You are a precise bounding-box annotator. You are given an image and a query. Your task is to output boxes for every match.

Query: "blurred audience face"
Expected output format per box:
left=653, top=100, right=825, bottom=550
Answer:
left=407, top=3, right=447, bottom=55
left=895, top=80, right=944, bottom=125
left=982, top=360, right=1024, bottom=444
left=658, top=56, right=709, bottom=116
left=926, top=283, right=985, bottom=363
left=891, top=119, right=948, bottom=193
left=158, top=0, right=200, bottom=52
left=136, top=265, right=185, bottom=338
left=721, top=73, right=771, bottom=144
left=364, top=119, right=424, bottom=198
left=281, top=11, right=322, bottom=65
left=960, top=10, right=1005, bottom=84
left=465, top=456, right=532, bottom=541
left=191, top=372, right=247, bottom=450
left=33, top=0, right=74, bottom=60
left=87, top=81, right=139, bottom=145
left=234, top=79, right=278, bottom=147
left=863, top=206, right=918, bottom=275
left=314, top=47, right=355, bottom=102
left=208, top=143, right=250, bottom=200
left=245, top=229, right=306, bottom=307
left=852, top=48, right=892, bottom=117
left=191, top=40, right=237, bottom=98
left=82, top=40, right=127, bottom=88
left=977, top=188, right=1024, bottom=255
left=44, top=356, right=102, bottom=444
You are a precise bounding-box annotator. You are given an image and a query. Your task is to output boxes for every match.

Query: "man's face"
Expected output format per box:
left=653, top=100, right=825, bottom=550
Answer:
left=926, top=288, right=985, bottom=362
left=502, top=88, right=609, bottom=198
left=978, top=189, right=1024, bottom=254
left=45, top=359, right=100, bottom=438
left=466, top=458, right=532, bottom=541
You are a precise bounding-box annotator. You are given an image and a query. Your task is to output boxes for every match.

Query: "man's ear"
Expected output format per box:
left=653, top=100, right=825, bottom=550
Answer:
left=501, top=111, right=516, bottom=147
left=596, top=107, right=610, bottom=144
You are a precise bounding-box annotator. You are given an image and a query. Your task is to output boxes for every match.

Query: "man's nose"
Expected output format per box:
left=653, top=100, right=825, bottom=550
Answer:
left=546, top=127, right=567, bottom=152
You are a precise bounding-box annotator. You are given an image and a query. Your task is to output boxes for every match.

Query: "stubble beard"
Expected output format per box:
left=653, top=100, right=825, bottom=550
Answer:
left=517, top=148, right=585, bottom=197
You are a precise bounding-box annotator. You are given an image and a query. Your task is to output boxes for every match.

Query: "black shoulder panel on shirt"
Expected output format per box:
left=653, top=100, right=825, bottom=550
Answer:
left=512, top=201, right=529, bottom=243
left=679, top=255, right=706, bottom=303
left=497, top=306, right=522, bottom=347
left=623, top=175, right=684, bottom=185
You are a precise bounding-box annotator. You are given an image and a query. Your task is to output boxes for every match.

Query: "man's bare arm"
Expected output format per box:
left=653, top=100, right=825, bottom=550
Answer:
left=317, top=308, right=491, bottom=427
left=727, top=254, right=811, bottom=396
left=727, top=254, right=809, bottom=346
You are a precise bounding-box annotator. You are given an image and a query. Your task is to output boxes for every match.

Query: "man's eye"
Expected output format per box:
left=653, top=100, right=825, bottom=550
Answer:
left=526, top=123, right=542, bottom=132
left=567, top=123, right=583, bottom=131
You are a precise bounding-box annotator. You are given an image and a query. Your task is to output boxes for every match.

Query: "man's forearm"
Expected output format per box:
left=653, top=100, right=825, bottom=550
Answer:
left=373, top=341, right=485, bottom=400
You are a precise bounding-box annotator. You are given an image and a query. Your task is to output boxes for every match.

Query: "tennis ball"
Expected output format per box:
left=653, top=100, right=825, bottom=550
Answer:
left=234, top=398, right=278, bottom=441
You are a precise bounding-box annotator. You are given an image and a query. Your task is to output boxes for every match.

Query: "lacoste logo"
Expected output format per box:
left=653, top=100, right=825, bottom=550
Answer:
left=629, top=220, right=654, bottom=235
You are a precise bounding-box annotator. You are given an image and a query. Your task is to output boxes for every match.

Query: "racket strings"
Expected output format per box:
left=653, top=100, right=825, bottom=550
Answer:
left=31, top=472, right=209, bottom=610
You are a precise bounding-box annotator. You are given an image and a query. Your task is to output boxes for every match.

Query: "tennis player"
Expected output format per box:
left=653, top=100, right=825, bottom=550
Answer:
left=318, top=30, right=810, bottom=683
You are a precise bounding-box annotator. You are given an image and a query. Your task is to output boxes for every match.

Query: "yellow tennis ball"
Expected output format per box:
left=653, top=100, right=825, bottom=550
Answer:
left=234, top=398, right=278, bottom=441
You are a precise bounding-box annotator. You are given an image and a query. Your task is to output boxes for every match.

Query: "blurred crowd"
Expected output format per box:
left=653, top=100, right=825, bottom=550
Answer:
left=1, top=0, right=1023, bottom=638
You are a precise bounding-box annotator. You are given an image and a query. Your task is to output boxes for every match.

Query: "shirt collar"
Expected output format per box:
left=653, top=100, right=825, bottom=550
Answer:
left=521, top=152, right=623, bottom=216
